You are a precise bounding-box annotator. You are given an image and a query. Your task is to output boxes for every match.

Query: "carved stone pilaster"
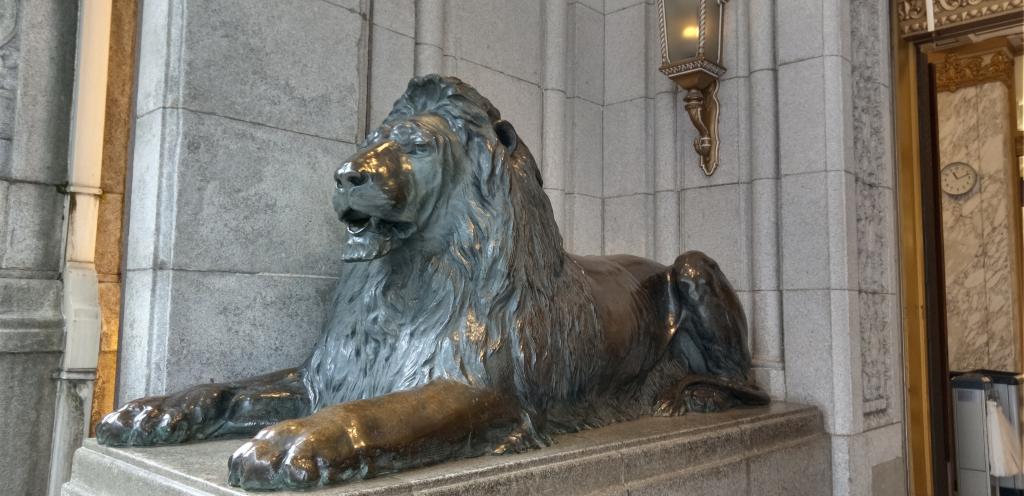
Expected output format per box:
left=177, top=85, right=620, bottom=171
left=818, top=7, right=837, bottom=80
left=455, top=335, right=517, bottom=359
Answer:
left=0, top=0, right=19, bottom=169
left=897, top=0, right=1024, bottom=38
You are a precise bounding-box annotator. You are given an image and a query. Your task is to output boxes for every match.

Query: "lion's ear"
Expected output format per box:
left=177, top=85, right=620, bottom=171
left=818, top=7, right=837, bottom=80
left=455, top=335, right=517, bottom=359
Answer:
left=494, top=119, right=518, bottom=154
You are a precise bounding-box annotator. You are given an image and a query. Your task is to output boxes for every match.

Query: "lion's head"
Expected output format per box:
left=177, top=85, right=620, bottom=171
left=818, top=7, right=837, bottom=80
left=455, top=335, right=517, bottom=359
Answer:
left=332, top=75, right=550, bottom=263
left=310, top=76, right=592, bottom=409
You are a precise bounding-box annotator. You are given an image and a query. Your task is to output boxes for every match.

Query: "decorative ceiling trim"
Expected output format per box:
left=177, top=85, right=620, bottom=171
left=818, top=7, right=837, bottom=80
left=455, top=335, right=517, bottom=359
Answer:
left=934, top=48, right=1014, bottom=92
left=897, top=0, right=1024, bottom=38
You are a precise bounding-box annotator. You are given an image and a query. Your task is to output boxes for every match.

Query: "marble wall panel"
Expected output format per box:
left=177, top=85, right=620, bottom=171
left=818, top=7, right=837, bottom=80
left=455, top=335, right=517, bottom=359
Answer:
left=938, top=82, right=1021, bottom=372
left=976, top=81, right=1020, bottom=372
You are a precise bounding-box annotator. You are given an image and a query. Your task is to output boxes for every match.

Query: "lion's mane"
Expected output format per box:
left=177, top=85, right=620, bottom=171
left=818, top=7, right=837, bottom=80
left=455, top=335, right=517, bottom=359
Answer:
left=305, top=76, right=672, bottom=438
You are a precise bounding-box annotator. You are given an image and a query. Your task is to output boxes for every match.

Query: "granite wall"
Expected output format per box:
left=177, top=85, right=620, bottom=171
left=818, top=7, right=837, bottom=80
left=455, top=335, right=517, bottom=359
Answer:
left=938, top=79, right=1021, bottom=373
left=593, top=1, right=905, bottom=494
left=0, top=0, right=78, bottom=494
left=120, top=0, right=364, bottom=399
left=119, top=1, right=905, bottom=495
left=780, top=0, right=905, bottom=493
left=119, top=0, right=617, bottom=400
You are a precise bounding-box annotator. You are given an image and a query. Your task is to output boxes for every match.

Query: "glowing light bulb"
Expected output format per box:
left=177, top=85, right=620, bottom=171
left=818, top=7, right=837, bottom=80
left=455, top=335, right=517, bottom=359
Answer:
left=681, top=25, right=699, bottom=39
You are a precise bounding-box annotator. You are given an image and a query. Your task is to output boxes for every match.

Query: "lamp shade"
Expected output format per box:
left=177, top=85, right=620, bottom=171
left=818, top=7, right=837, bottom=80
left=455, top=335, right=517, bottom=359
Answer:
left=658, top=0, right=727, bottom=88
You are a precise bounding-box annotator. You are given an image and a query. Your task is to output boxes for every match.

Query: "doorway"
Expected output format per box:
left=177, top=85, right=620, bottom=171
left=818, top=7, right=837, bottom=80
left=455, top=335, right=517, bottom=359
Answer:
left=895, top=7, right=1024, bottom=495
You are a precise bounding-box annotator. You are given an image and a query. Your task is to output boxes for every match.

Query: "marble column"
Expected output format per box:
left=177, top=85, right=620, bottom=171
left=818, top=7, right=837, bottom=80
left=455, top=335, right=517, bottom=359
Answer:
left=937, top=72, right=1021, bottom=373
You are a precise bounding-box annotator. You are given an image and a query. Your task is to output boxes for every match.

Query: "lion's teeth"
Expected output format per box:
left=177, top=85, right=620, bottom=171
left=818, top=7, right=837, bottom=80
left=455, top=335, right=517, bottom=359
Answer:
left=347, top=222, right=369, bottom=235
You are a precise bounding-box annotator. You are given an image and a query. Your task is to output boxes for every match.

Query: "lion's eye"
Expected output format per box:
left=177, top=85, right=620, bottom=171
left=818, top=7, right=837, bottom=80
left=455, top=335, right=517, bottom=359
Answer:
left=408, top=141, right=433, bottom=155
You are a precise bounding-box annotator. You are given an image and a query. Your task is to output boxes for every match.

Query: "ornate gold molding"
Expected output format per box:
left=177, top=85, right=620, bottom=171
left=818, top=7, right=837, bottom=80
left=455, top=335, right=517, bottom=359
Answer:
left=934, top=49, right=1014, bottom=92
left=896, top=0, right=927, bottom=35
left=897, top=0, right=1024, bottom=38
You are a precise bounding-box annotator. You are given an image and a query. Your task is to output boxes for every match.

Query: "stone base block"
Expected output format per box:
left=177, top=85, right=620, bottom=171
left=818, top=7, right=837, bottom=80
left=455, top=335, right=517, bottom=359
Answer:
left=63, top=403, right=830, bottom=496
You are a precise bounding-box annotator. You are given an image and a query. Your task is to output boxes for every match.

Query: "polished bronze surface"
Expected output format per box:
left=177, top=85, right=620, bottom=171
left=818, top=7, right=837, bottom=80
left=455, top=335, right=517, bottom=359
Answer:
left=683, top=82, right=721, bottom=176
left=97, top=75, right=768, bottom=491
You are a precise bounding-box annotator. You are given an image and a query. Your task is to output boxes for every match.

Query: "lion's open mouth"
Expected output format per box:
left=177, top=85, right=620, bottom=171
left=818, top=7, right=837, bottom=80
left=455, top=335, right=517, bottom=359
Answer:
left=340, top=208, right=415, bottom=239
left=341, top=209, right=373, bottom=235
left=339, top=208, right=416, bottom=262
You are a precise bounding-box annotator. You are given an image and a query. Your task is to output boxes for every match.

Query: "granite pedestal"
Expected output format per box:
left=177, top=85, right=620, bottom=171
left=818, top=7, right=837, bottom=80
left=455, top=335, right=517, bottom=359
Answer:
left=62, top=403, right=829, bottom=496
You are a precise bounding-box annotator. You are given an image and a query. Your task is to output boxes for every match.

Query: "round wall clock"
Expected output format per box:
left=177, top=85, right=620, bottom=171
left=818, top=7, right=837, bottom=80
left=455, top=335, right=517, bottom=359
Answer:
left=940, top=162, right=977, bottom=196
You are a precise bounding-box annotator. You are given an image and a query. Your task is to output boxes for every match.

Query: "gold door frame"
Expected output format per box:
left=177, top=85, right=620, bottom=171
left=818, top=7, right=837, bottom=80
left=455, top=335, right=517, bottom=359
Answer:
left=893, top=3, right=1024, bottom=494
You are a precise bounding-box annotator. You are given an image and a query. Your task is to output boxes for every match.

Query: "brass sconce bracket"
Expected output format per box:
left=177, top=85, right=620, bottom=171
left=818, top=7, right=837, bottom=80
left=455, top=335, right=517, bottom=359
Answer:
left=657, top=0, right=728, bottom=176
left=682, top=81, right=720, bottom=176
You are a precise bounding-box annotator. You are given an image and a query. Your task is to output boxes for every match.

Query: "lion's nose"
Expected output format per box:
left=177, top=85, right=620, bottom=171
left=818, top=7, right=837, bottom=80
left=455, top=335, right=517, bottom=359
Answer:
left=335, top=167, right=369, bottom=189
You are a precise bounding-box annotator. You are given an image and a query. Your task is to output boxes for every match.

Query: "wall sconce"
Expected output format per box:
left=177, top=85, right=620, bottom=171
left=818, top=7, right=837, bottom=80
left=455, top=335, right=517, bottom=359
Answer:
left=657, top=0, right=727, bottom=176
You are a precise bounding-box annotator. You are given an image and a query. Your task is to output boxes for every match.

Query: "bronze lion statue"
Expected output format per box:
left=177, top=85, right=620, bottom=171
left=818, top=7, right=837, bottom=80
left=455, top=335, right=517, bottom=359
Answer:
left=97, top=75, right=768, bottom=490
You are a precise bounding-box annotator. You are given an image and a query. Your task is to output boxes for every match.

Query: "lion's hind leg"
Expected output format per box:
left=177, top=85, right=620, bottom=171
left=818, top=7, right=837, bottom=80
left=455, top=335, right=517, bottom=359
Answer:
left=658, top=251, right=770, bottom=415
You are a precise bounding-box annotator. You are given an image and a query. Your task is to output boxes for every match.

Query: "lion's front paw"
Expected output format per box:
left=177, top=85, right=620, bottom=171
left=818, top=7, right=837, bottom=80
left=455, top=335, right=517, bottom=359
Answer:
left=95, top=385, right=230, bottom=446
left=227, top=419, right=358, bottom=490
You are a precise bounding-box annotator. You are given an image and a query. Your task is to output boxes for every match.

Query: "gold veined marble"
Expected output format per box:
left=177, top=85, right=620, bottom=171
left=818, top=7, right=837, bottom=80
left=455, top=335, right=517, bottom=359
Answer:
left=937, top=78, right=1021, bottom=372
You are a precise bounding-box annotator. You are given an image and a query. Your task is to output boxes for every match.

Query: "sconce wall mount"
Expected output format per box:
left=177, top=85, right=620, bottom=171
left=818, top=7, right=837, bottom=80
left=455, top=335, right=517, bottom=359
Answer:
left=657, top=0, right=728, bottom=176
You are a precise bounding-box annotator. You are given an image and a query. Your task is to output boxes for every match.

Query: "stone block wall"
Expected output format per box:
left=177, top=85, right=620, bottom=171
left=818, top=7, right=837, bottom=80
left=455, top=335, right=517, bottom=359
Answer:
left=0, top=0, right=78, bottom=494
left=119, top=1, right=906, bottom=495
left=120, top=0, right=363, bottom=399
left=120, top=0, right=634, bottom=399
left=777, top=0, right=906, bottom=494
left=593, top=0, right=905, bottom=494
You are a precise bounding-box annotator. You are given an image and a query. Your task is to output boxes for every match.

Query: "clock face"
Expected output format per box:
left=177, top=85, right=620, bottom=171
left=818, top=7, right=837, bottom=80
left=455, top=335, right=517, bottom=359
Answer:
left=940, top=162, right=977, bottom=196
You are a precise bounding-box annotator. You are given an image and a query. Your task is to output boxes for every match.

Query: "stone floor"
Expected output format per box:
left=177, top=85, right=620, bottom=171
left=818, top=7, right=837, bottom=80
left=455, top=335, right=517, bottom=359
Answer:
left=63, top=402, right=830, bottom=496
